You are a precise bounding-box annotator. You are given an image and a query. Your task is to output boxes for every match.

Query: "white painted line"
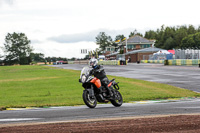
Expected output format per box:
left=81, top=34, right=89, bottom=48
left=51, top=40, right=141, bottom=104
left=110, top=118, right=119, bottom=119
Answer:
left=176, top=107, right=200, bottom=109
left=0, top=118, right=42, bottom=122
left=6, top=107, right=40, bottom=111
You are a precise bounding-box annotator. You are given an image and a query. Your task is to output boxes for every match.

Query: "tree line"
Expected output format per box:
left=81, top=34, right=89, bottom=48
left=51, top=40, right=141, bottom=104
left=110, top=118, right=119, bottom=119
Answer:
left=96, top=29, right=142, bottom=51
left=1, top=25, right=200, bottom=65
left=31, top=53, right=68, bottom=64
left=144, top=25, right=200, bottom=50
left=0, top=32, right=70, bottom=65
left=96, top=25, right=200, bottom=52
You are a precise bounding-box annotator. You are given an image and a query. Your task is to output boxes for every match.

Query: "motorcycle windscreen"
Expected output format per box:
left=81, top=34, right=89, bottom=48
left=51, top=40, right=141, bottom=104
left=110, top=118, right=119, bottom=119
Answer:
left=90, top=77, right=101, bottom=88
left=80, top=67, right=90, bottom=78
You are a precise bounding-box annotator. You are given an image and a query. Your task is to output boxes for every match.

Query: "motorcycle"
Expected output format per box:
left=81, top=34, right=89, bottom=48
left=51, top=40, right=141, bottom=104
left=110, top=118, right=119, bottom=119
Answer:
left=79, top=66, right=123, bottom=108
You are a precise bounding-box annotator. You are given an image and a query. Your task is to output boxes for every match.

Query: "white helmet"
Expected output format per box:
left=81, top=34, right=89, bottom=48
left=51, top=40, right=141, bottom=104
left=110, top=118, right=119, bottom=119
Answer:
left=89, top=58, right=98, bottom=68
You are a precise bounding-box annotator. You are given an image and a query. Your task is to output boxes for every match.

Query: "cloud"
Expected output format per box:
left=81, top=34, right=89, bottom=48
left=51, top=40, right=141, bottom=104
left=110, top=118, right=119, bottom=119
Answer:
left=31, top=41, right=98, bottom=58
left=0, top=0, right=15, bottom=6
left=31, top=39, right=42, bottom=44
left=47, top=28, right=147, bottom=43
left=48, top=32, right=96, bottom=43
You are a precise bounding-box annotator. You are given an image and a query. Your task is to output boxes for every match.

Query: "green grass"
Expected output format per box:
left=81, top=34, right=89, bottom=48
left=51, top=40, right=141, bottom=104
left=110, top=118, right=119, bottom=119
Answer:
left=0, top=65, right=199, bottom=109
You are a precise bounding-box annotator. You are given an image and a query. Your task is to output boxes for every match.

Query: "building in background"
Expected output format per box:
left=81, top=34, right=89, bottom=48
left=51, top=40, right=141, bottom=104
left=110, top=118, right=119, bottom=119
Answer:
left=105, top=35, right=157, bottom=62
left=122, top=35, right=155, bottom=52
left=125, top=47, right=166, bottom=63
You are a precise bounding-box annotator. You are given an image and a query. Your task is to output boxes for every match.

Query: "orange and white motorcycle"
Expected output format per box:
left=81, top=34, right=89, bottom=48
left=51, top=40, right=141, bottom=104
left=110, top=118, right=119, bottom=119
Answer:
left=79, top=66, right=123, bottom=108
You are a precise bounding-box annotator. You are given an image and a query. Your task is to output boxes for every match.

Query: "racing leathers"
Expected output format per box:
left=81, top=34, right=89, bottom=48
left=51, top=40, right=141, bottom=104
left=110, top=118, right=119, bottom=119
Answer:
left=90, top=65, right=113, bottom=96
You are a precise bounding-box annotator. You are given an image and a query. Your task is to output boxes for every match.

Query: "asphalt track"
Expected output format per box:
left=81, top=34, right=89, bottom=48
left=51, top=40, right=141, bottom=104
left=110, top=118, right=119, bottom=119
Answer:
left=0, top=63, right=200, bottom=126
left=53, top=63, right=200, bottom=92
left=1, top=99, right=200, bottom=126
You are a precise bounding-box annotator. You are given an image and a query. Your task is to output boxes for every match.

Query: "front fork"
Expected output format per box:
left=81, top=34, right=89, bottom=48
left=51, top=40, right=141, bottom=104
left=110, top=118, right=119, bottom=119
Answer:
left=84, top=85, right=94, bottom=98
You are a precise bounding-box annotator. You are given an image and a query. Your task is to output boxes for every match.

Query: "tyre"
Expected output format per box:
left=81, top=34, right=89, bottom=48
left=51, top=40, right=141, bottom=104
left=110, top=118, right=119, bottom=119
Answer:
left=82, top=90, right=97, bottom=108
left=111, top=90, right=123, bottom=107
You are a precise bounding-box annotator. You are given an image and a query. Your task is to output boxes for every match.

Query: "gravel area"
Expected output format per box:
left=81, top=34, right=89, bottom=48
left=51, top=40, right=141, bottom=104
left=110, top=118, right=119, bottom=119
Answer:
left=1, top=115, right=200, bottom=133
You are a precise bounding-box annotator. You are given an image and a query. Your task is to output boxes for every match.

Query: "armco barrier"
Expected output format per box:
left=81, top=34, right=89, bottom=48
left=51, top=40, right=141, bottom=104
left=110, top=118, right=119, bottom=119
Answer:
left=67, top=60, right=89, bottom=64
left=67, top=60, right=124, bottom=65
left=68, top=61, right=74, bottom=64
left=142, top=59, right=200, bottom=66
left=164, top=59, right=200, bottom=66
left=98, top=60, right=119, bottom=65
left=141, top=60, right=164, bottom=64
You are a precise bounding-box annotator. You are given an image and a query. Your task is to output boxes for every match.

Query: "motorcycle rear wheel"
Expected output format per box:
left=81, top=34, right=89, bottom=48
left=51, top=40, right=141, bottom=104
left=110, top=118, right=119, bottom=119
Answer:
left=110, top=90, right=123, bottom=107
left=82, top=90, right=97, bottom=108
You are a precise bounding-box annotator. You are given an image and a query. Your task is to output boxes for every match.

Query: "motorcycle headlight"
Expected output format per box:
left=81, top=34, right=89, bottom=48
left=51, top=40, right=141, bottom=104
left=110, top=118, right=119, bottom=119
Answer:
left=81, top=75, right=86, bottom=83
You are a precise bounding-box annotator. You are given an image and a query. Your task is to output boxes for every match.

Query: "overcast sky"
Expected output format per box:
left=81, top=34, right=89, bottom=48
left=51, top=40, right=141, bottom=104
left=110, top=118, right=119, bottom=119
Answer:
left=0, top=0, right=200, bottom=58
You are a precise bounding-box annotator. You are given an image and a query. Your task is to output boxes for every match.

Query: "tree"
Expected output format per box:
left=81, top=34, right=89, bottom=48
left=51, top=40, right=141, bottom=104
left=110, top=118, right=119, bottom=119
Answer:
left=115, top=34, right=126, bottom=41
left=95, top=32, right=112, bottom=51
left=187, top=25, right=196, bottom=35
left=144, top=25, right=195, bottom=49
left=31, top=53, right=45, bottom=62
left=3, top=32, right=33, bottom=65
left=155, top=25, right=165, bottom=48
left=129, top=29, right=143, bottom=37
left=112, top=34, right=126, bottom=50
left=163, top=26, right=175, bottom=40
left=193, top=32, right=200, bottom=49
left=174, top=27, right=188, bottom=48
left=144, top=30, right=157, bottom=39
left=197, top=26, right=200, bottom=32
left=163, top=37, right=175, bottom=50
left=181, top=32, right=200, bottom=49
left=0, top=46, right=3, bottom=58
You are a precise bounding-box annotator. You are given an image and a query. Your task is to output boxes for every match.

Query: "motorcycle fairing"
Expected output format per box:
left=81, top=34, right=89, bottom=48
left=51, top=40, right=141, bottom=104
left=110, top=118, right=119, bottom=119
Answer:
left=90, top=77, right=101, bottom=88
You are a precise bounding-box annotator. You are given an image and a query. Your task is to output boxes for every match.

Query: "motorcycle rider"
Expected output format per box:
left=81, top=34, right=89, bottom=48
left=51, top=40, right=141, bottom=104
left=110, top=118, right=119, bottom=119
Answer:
left=89, top=58, right=113, bottom=97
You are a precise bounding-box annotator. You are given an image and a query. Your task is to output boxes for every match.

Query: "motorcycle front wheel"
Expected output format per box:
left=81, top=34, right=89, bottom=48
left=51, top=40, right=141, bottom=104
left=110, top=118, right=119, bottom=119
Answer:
left=110, top=90, right=123, bottom=107
left=82, top=90, right=97, bottom=108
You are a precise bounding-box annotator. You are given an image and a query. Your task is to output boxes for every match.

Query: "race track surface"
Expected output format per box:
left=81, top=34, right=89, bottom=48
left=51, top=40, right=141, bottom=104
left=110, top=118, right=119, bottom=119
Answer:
left=1, top=98, right=200, bottom=125
left=52, top=63, right=200, bottom=92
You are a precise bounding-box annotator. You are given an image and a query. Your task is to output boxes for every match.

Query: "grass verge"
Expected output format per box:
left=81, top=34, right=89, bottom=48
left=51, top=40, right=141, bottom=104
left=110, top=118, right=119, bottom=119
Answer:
left=0, top=65, right=199, bottom=109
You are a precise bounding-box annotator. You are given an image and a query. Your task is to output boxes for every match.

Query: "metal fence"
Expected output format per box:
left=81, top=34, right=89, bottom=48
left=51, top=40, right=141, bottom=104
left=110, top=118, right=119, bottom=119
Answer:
left=143, top=49, right=200, bottom=60
left=175, top=49, right=200, bottom=59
